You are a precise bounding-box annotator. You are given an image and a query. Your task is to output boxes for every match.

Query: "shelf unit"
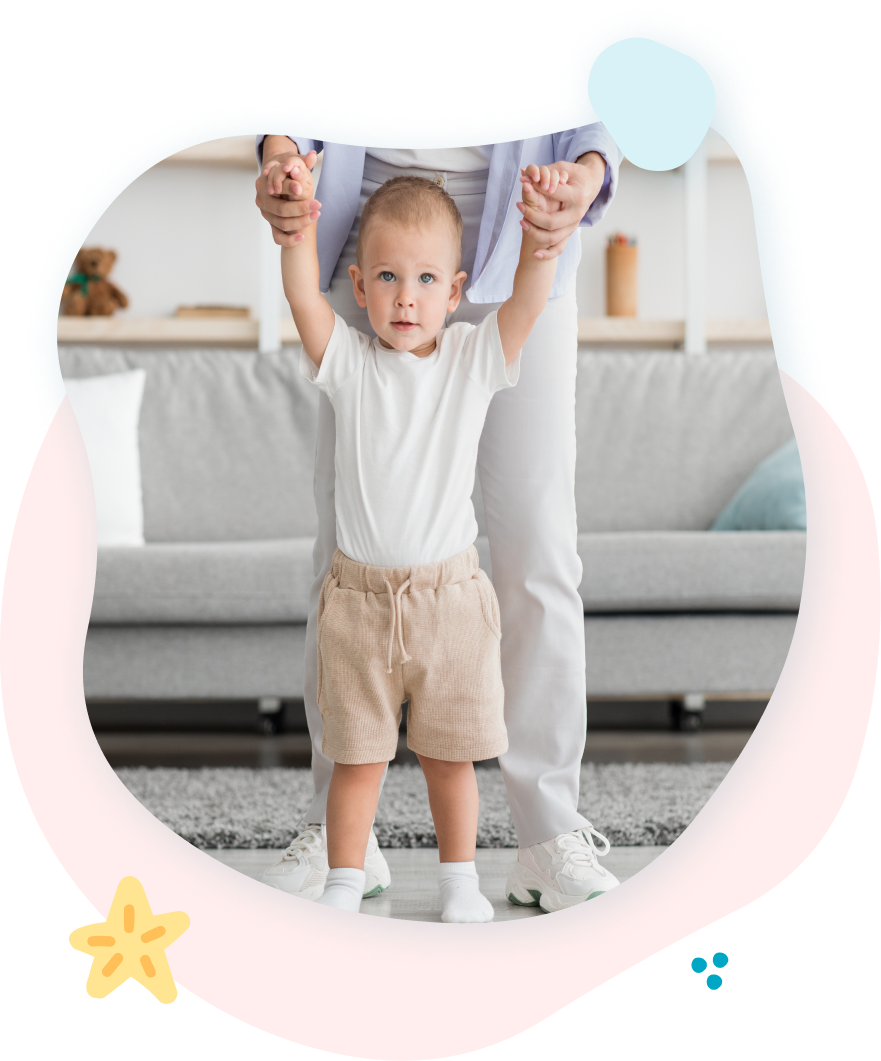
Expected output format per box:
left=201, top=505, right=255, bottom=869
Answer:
left=158, top=136, right=257, bottom=167
left=95, top=129, right=749, bottom=352
left=57, top=316, right=772, bottom=347
left=155, top=130, right=742, bottom=168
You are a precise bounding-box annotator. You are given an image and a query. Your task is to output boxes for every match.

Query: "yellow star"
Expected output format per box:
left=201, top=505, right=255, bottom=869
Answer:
left=69, top=876, right=190, bottom=1003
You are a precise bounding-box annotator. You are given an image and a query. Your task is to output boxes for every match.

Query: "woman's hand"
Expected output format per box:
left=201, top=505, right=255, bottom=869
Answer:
left=255, top=137, right=322, bottom=246
left=516, top=151, right=606, bottom=259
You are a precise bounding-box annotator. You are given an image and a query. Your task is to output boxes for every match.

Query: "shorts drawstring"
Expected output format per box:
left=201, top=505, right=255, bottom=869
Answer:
left=382, top=577, right=412, bottom=673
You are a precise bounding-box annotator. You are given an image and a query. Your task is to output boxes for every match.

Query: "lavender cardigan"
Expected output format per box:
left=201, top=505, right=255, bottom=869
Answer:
left=257, top=128, right=621, bottom=303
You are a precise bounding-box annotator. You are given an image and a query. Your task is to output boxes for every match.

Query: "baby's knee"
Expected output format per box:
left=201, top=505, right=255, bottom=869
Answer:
left=331, top=761, right=387, bottom=787
left=417, top=755, right=474, bottom=780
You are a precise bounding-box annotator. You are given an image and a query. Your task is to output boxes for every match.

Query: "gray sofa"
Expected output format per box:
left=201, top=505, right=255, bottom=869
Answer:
left=59, top=344, right=805, bottom=715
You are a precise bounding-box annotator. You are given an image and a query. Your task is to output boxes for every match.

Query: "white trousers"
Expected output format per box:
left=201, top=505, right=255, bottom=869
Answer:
left=301, top=160, right=589, bottom=847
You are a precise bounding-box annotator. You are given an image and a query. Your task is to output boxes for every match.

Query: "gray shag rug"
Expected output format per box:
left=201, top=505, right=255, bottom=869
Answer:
left=115, top=762, right=731, bottom=850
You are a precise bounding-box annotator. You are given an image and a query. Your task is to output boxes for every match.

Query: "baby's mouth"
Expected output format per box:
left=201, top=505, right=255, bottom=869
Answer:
left=391, top=321, right=417, bottom=331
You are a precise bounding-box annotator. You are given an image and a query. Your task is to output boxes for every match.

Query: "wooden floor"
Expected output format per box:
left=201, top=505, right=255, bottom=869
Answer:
left=206, top=846, right=666, bottom=922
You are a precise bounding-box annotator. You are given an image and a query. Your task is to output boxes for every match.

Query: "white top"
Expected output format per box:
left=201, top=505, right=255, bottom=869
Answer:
left=364, top=146, right=493, bottom=173
left=300, top=311, right=519, bottom=567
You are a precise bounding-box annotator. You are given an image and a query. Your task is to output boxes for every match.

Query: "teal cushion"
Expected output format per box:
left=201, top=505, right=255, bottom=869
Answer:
left=711, top=437, right=806, bottom=531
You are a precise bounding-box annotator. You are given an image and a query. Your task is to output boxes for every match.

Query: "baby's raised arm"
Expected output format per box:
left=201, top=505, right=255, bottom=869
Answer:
left=278, top=163, right=335, bottom=368
left=496, top=168, right=571, bottom=365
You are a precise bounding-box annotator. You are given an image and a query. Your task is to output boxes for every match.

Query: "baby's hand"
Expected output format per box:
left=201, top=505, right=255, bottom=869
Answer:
left=521, top=163, right=569, bottom=198
left=517, top=165, right=570, bottom=259
left=258, top=149, right=321, bottom=245
left=262, top=148, right=318, bottom=201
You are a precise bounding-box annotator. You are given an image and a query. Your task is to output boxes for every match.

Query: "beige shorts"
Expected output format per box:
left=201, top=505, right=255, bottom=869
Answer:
left=316, top=546, right=508, bottom=764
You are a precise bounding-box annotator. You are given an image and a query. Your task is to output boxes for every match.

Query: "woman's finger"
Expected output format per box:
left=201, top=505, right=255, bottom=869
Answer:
left=258, top=197, right=319, bottom=231
left=518, top=198, right=569, bottom=230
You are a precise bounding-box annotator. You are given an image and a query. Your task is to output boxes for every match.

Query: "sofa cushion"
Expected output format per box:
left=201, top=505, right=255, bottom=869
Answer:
left=92, top=539, right=315, bottom=623
left=60, top=347, right=798, bottom=543
left=64, top=369, right=147, bottom=546
left=712, top=437, right=806, bottom=531
left=93, top=536, right=497, bottom=624
left=83, top=613, right=798, bottom=701
left=583, top=613, right=798, bottom=695
left=59, top=347, right=319, bottom=542
left=93, top=531, right=805, bottom=624
left=578, top=531, right=805, bottom=612
left=575, top=351, right=795, bottom=531
left=84, top=624, right=307, bottom=700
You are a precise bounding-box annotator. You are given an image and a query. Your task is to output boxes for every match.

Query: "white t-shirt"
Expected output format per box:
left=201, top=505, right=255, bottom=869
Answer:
left=364, top=146, right=493, bottom=173
left=300, top=311, right=519, bottom=567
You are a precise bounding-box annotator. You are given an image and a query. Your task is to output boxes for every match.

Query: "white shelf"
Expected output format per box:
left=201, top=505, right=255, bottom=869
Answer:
left=57, top=316, right=772, bottom=347
left=57, top=315, right=302, bottom=345
left=576, top=318, right=771, bottom=344
left=158, top=136, right=257, bottom=168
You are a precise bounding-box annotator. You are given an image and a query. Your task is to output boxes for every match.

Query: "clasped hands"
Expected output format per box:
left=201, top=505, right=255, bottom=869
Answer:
left=257, top=146, right=321, bottom=246
left=256, top=142, right=606, bottom=257
left=516, top=157, right=604, bottom=259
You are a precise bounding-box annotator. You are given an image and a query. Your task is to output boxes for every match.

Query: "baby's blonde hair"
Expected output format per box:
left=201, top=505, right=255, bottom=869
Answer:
left=356, top=175, right=464, bottom=270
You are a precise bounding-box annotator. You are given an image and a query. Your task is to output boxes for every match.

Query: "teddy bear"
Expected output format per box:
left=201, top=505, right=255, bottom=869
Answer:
left=60, top=247, right=129, bottom=316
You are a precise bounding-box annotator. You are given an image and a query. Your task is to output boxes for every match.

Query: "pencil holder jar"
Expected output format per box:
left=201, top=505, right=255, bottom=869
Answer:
left=605, top=234, right=638, bottom=317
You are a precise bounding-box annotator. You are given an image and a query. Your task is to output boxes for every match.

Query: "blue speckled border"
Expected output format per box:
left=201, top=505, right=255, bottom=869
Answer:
left=29, top=11, right=827, bottom=426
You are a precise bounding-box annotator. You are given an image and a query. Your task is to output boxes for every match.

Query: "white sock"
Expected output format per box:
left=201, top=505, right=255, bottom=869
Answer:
left=439, top=861, right=494, bottom=923
left=317, top=867, right=365, bottom=912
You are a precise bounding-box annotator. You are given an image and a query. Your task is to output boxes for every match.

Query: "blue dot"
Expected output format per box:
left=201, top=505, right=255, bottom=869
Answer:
left=691, top=957, right=707, bottom=973
left=713, top=952, right=729, bottom=968
left=707, top=975, right=723, bottom=990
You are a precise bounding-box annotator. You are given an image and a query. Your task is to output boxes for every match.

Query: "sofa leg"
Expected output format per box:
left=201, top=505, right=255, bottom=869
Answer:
left=258, top=696, right=283, bottom=735
left=670, top=693, right=706, bottom=732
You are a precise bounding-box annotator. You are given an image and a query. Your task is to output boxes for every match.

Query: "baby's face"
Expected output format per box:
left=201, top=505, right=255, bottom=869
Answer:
left=349, top=220, right=466, bottom=356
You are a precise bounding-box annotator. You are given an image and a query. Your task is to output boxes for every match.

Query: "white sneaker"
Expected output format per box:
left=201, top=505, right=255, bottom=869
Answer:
left=362, top=831, right=392, bottom=897
left=261, top=824, right=391, bottom=900
left=505, top=825, right=619, bottom=913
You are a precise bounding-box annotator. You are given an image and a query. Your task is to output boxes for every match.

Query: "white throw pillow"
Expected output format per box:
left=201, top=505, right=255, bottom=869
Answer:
left=64, top=369, right=147, bottom=546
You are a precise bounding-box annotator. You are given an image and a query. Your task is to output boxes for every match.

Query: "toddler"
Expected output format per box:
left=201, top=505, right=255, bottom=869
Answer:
left=281, top=160, right=571, bottom=922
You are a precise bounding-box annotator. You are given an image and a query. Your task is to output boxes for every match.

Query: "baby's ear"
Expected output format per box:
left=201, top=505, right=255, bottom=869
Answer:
left=447, top=270, right=467, bottom=312
left=348, top=264, right=368, bottom=308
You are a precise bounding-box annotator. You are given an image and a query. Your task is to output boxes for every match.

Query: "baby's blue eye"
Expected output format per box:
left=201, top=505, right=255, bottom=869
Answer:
left=419, top=273, right=434, bottom=284
left=379, top=271, right=395, bottom=282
